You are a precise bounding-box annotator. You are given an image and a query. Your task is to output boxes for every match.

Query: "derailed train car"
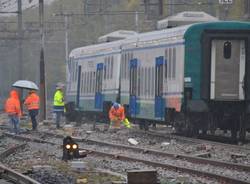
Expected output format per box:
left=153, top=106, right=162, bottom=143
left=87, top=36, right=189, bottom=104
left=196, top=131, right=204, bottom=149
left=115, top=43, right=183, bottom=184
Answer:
left=66, top=21, right=250, bottom=141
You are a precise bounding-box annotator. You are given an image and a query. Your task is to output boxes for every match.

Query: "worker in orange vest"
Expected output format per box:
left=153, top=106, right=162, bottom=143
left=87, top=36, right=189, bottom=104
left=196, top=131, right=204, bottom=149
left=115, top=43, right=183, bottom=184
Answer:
left=24, top=90, right=40, bottom=131
left=109, top=102, right=125, bottom=129
left=4, top=89, right=22, bottom=134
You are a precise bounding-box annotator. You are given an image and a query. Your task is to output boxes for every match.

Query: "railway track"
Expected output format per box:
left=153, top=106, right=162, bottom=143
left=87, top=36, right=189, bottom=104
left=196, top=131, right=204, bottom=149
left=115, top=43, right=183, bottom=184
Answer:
left=0, top=137, right=40, bottom=184
left=4, top=131, right=250, bottom=184
left=41, top=131, right=250, bottom=172
left=141, top=129, right=250, bottom=151
left=0, top=164, right=41, bottom=184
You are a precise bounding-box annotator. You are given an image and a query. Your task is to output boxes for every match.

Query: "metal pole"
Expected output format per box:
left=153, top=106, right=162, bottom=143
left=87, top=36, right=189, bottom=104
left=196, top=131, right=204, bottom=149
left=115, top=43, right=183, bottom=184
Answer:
left=17, top=0, right=23, bottom=79
left=39, top=0, right=46, bottom=120
left=65, top=15, right=69, bottom=63
left=83, top=0, right=88, bottom=17
left=208, top=0, right=214, bottom=16
left=65, top=15, right=70, bottom=91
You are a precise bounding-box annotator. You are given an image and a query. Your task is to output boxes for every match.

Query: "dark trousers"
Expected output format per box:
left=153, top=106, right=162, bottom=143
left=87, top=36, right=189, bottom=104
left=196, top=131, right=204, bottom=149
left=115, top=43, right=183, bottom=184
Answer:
left=55, top=111, right=63, bottom=128
left=29, top=109, right=39, bottom=130
left=8, top=114, right=20, bottom=134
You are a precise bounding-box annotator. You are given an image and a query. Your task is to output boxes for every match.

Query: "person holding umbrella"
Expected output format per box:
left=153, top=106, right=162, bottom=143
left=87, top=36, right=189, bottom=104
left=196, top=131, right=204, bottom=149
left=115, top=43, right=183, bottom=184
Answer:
left=24, top=90, right=40, bottom=131
left=4, top=89, right=22, bottom=134
left=11, top=80, right=39, bottom=132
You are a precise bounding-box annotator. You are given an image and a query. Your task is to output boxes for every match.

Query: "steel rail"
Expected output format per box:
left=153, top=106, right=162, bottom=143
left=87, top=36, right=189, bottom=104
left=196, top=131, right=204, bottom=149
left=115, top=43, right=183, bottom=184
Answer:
left=0, top=143, right=26, bottom=161
left=4, top=132, right=250, bottom=184
left=0, top=164, right=41, bottom=184
left=141, top=130, right=250, bottom=151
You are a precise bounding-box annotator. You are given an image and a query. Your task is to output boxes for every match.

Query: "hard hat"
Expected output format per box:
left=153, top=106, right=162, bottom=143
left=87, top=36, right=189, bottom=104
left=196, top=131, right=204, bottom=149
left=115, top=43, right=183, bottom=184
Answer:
left=56, top=82, right=65, bottom=87
left=113, top=102, right=119, bottom=109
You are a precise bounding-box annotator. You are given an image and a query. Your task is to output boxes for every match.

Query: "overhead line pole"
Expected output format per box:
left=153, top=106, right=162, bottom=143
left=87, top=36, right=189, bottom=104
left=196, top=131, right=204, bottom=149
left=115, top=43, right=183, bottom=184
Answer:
left=39, top=0, right=46, bottom=120
left=53, top=13, right=71, bottom=91
left=17, top=0, right=23, bottom=79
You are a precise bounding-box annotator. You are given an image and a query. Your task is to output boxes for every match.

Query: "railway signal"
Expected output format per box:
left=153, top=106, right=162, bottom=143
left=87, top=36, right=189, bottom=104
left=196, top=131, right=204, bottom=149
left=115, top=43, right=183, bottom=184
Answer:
left=62, top=136, right=87, bottom=161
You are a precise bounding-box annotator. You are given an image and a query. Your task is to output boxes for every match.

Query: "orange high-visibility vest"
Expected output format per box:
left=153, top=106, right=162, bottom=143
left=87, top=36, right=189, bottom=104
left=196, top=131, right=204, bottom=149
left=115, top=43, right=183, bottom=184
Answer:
left=5, top=90, right=21, bottom=116
left=109, top=105, right=125, bottom=121
left=24, top=93, right=40, bottom=110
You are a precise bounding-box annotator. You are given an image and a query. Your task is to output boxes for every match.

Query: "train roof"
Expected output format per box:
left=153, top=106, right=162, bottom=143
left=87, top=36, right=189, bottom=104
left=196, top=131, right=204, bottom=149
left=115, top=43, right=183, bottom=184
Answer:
left=69, top=21, right=250, bottom=59
left=69, top=24, right=191, bottom=59
left=69, top=39, right=123, bottom=59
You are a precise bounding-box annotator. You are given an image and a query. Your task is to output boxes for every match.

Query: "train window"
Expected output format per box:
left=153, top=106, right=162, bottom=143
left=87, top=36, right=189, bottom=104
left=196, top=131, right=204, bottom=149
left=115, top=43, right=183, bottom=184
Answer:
left=126, top=53, right=129, bottom=79
left=86, top=72, right=88, bottom=93
left=85, top=72, right=88, bottom=93
left=104, top=58, right=107, bottom=80
left=145, top=67, right=148, bottom=97
left=81, top=72, right=83, bottom=94
left=111, top=56, right=114, bottom=79
left=88, top=72, right=91, bottom=93
left=137, top=67, right=141, bottom=96
left=107, top=57, right=109, bottom=79
left=123, top=54, right=126, bottom=79
left=75, top=63, right=78, bottom=82
left=128, top=53, right=133, bottom=80
left=88, top=72, right=91, bottom=94
left=87, top=72, right=89, bottom=93
left=83, top=72, right=85, bottom=93
left=72, top=63, right=75, bottom=82
left=173, top=48, right=176, bottom=79
left=224, top=41, right=231, bottom=59
left=92, top=72, right=94, bottom=93
left=165, top=50, right=168, bottom=79
left=108, top=57, right=111, bottom=79
left=92, top=71, right=95, bottom=93
left=90, top=72, right=93, bottom=93
left=124, top=53, right=127, bottom=79
left=141, top=67, right=144, bottom=96
left=151, top=67, right=155, bottom=96
left=121, top=54, right=124, bottom=79
left=168, top=48, right=172, bottom=79
left=84, top=72, right=87, bottom=93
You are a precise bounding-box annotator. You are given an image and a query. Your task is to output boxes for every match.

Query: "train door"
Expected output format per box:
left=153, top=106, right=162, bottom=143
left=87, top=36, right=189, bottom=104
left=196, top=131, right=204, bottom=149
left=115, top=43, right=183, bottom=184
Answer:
left=76, top=65, right=81, bottom=108
left=129, top=58, right=138, bottom=117
left=155, top=56, right=164, bottom=119
left=210, top=40, right=245, bottom=100
left=95, top=63, right=104, bottom=109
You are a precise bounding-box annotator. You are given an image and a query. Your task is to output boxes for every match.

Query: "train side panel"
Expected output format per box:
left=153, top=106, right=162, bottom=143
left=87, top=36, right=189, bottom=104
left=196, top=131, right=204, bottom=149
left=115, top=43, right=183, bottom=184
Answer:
left=121, top=33, right=186, bottom=121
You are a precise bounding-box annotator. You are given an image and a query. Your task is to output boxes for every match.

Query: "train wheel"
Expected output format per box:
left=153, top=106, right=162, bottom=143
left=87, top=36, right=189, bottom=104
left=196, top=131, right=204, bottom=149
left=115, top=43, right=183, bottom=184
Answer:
left=75, top=112, right=83, bottom=126
left=152, top=122, right=156, bottom=129
left=239, top=113, right=246, bottom=142
left=208, top=113, right=216, bottom=135
left=230, top=116, right=238, bottom=142
left=144, top=121, right=149, bottom=131
left=184, top=113, right=196, bottom=137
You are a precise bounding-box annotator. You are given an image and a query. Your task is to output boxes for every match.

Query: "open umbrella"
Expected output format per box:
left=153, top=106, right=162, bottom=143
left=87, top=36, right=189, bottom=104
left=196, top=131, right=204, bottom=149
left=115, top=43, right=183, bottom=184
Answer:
left=12, top=80, right=39, bottom=90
